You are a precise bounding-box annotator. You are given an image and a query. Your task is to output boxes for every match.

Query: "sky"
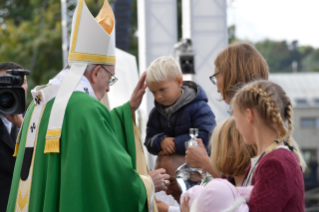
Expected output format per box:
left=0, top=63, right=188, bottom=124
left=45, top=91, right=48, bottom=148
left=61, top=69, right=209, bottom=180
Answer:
left=227, top=0, right=319, bottom=48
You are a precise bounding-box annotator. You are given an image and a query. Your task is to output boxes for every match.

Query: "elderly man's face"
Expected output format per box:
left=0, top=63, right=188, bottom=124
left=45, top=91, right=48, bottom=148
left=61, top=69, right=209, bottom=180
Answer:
left=93, top=65, right=115, bottom=100
left=155, top=156, right=184, bottom=203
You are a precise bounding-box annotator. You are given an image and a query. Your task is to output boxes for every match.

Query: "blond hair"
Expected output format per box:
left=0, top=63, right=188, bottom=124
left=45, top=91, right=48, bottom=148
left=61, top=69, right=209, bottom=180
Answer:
left=214, top=43, right=269, bottom=101
left=146, top=56, right=182, bottom=83
left=210, top=117, right=257, bottom=177
left=232, top=80, right=307, bottom=172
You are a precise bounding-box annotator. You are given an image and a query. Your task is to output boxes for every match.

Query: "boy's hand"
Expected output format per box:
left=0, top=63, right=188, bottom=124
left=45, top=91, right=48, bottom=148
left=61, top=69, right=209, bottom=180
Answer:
left=160, top=137, right=176, bottom=155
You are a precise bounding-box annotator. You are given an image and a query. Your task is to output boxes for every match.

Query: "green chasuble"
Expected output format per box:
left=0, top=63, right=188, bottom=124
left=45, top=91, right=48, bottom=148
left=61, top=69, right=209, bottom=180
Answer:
left=7, top=92, right=148, bottom=212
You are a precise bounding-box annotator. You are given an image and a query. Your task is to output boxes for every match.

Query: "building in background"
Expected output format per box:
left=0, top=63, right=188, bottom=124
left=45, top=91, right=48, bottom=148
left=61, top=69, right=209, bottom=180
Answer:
left=270, top=73, right=319, bottom=186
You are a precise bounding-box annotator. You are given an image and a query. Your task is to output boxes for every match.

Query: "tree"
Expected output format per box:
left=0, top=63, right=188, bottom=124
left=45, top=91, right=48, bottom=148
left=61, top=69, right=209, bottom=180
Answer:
left=0, top=0, right=110, bottom=104
left=300, top=48, right=319, bottom=72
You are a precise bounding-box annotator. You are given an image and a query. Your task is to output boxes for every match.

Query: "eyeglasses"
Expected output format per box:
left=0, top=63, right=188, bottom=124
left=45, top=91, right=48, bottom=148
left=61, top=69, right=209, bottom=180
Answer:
left=100, top=65, right=118, bottom=86
left=209, top=72, right=220, bottom=85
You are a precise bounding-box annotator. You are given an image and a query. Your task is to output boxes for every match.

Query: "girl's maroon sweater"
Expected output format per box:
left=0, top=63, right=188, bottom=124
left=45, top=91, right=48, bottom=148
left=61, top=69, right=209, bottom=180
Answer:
left=243, top=148, right=304, bottom=212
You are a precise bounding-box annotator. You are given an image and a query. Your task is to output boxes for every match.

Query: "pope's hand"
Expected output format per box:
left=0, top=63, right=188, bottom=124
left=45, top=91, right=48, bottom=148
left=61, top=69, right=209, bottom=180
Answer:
left=185, top=139, right=210, bottom=169
left=130, top=72, right=147, bottom=114
left=148, top=168, right=170, bottom=192
left=4, top=114, right=23, bottom=128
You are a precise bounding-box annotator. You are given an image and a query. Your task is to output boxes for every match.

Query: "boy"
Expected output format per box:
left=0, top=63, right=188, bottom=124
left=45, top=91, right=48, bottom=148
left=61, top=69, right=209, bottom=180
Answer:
left=144, top=56, right=216, bottom=155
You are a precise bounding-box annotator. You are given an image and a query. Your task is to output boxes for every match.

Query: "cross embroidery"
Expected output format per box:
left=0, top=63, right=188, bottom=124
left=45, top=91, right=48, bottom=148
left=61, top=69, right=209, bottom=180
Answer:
left=35, top=94, right=42, bottom=105
left=84, top=87, right=89, bottom=94
left=30, top=123, right=36, bottom=133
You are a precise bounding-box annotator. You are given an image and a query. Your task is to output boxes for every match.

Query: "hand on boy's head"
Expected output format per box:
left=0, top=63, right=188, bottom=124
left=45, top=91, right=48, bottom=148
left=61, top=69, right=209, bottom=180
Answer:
left=129, top=72, right=147, bottom=114
left=160, top=137, right=176, bottom=155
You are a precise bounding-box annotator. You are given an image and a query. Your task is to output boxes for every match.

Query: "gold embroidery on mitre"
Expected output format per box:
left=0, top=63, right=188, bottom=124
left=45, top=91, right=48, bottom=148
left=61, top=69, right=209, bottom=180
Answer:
left=95, top=0, right=115, bottom=35
left=68, top=52, right=116, bottom=64
left=18, top=190, right=29, bottom=210
left=70, top=0, right=84, bottom=52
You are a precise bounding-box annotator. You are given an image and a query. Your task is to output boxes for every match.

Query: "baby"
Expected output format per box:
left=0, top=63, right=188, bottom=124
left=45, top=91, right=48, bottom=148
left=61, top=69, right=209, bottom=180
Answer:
left=181, top=179, right=253, bottom=212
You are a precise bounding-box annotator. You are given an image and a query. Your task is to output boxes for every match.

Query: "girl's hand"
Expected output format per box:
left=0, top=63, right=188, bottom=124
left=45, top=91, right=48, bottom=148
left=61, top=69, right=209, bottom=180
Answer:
left=185, top=139, right=209, bottom=168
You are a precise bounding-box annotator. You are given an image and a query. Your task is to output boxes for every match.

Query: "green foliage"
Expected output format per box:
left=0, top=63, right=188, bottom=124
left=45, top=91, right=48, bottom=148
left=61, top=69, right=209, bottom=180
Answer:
left=0, top=0, right=318, bottom=107
left=229, top=26, right=319, bottom=73
left=228, top=25, right=236, bottom=44
left=0, top=0, right=111, bottom=105
left=300, top=48, right=319, bottom=72
left=0, top=0, right=63, bottom=104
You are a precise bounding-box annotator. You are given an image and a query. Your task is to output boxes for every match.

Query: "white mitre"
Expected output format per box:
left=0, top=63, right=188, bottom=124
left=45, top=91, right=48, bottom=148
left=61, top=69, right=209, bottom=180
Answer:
left=44, top=0, right=116, bottom=153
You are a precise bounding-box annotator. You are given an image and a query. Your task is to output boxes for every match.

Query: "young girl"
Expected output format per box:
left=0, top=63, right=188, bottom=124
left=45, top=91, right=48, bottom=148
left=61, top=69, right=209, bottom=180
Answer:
left=232, top=80, right=306, bottom=211
left=186, top=43, right=268, bottom=177
left=210, top=117, right=257, bottom=186
left=180, top=118, right=256, bottom=211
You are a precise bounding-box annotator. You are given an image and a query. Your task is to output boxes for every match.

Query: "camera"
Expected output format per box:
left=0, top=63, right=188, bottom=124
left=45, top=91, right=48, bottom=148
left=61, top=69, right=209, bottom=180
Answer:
left=0, top=69, right=30, bottom=114
left=174, top=38, right=195, bottom=74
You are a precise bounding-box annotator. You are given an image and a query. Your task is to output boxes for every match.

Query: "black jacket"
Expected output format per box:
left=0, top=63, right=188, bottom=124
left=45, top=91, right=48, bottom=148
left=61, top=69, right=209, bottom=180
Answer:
left=0, top=119, right=19, bottom=212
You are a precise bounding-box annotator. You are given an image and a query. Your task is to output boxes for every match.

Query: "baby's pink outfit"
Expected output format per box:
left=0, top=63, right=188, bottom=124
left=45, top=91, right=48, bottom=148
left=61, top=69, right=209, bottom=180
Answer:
left=180, top=179, right=253, bottom=212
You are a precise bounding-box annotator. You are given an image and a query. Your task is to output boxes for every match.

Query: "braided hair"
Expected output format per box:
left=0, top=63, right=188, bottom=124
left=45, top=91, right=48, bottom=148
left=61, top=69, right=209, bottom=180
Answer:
left=232, top=80, right=306, bottom=172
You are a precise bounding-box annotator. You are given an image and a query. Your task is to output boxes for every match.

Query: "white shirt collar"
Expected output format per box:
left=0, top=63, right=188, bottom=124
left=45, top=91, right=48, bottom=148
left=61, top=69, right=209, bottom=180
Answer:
left=0, top=114, right=12, bottom=134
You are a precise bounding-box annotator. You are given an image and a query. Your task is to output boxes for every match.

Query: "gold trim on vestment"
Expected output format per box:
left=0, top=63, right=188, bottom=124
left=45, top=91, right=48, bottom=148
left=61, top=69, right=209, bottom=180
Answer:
left=134, top=124, right=158, bottom=212
left=14, top=105, right=47, bottom=212
left=13, top=142, right=20, bottom=157
left=14, top=103, right=34, bottom=157
left=44, top=128, right=62, bottom=153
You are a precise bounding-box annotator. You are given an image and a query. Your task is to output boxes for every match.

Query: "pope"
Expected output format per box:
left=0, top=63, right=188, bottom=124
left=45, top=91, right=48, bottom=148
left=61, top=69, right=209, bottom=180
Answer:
left=7, top=1, right=167, bottom=211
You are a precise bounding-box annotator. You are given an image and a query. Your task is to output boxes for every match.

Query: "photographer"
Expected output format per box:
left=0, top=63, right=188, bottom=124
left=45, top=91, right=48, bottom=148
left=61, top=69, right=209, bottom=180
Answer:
left=0, top=62, right=28, bottom=212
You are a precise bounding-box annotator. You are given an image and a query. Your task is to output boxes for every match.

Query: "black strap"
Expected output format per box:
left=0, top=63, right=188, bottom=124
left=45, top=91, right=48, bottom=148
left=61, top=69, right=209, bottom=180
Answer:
left=243, top=152, right=266, bottom=186
left=283, top=140, right=295, bottom=151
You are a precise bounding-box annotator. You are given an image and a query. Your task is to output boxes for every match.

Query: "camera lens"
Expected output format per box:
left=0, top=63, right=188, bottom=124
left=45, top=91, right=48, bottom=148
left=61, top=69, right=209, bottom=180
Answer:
left=0, top=92, right=15, bottom=109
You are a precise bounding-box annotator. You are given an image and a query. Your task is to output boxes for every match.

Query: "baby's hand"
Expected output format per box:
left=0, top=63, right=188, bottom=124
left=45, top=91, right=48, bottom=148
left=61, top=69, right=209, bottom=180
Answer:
left=160, top=137, right=176, bottom=155
left=181, top=196, right=190, bottom=212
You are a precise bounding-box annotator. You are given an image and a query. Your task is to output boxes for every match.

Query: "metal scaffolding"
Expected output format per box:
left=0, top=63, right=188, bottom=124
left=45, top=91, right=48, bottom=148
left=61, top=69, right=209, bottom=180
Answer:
left=182, top=0, right=229, bottom=123
left=61, top=0, right=78, bottom=67
left=138, top=0, right=178, bottom=168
